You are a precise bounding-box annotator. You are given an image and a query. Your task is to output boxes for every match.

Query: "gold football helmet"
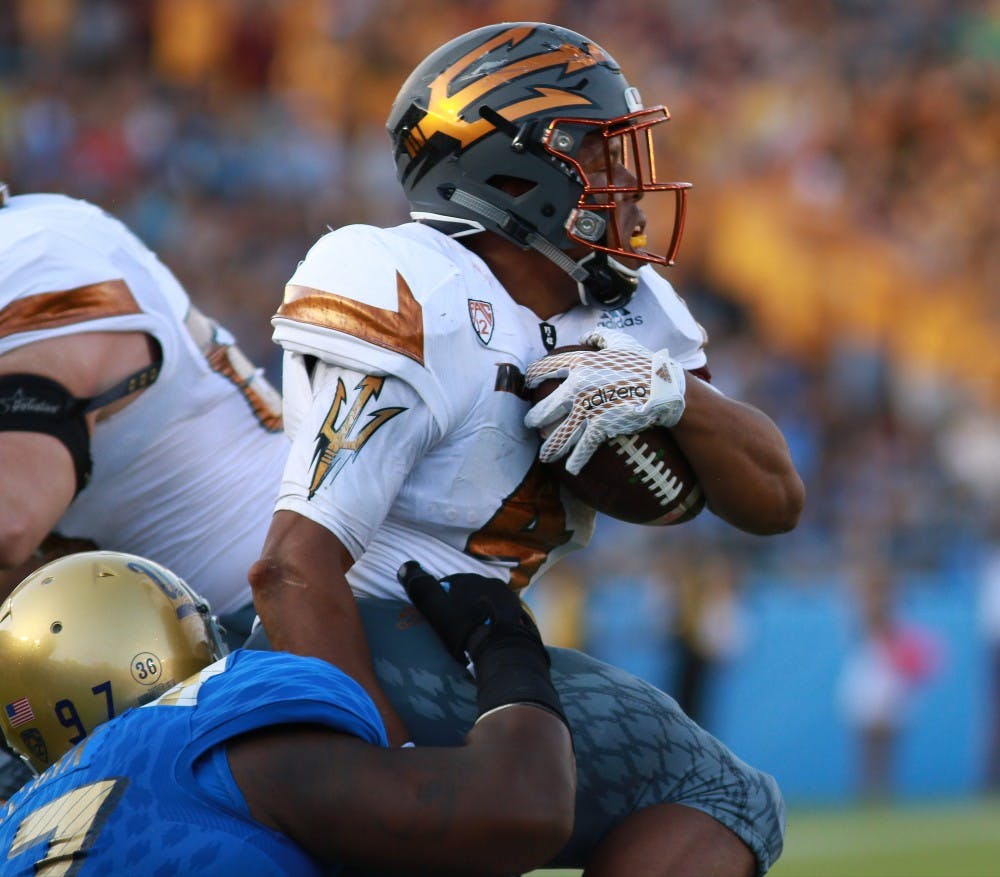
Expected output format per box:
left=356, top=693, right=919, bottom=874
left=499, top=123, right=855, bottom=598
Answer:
left=0, top=551, right=227, bottom=773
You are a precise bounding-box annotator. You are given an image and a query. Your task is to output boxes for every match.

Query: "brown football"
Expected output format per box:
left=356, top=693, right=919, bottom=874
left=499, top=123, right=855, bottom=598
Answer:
left=529, top=345, right=705, bottom=526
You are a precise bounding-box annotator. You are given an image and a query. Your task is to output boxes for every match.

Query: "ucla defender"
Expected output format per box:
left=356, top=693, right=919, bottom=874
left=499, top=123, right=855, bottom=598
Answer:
left=0, top=552, right=574, bottom=875
left=251, top=22, right=804, bottom=877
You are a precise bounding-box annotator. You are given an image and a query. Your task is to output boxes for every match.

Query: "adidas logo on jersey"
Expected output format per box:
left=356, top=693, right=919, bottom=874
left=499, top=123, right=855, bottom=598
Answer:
left=597, top=307, right=644, bottom=329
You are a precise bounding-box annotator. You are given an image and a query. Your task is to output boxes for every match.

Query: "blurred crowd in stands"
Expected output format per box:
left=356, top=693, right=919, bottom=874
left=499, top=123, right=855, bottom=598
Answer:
left=2, top=1, right=998, bottom=747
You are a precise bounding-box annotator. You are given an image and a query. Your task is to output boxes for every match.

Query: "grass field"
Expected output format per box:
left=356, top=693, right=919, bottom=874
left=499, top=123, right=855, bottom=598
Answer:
left=526, top=797, right=1000, bottom=877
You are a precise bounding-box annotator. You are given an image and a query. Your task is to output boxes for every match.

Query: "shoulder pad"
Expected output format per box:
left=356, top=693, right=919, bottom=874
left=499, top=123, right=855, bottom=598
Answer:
left=272, top=225, right=472, bottom=430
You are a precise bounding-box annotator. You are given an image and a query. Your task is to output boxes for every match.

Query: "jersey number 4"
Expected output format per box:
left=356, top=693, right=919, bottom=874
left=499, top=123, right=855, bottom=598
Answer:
left=466, top=461, right=573, bottom=591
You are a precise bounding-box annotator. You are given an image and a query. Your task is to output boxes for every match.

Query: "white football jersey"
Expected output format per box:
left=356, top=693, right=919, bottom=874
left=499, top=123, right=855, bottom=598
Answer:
left=272, top=221, right=707, bottom=601
left=0, top=194, right=289, bottom=614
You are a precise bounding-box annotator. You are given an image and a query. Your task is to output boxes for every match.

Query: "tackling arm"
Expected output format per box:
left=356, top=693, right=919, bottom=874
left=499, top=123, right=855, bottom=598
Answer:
left=232, top=562, right=575, bottom=874
left=248, top=511, right=411, bottom=746
left=229, top=708, right=573, bottom=876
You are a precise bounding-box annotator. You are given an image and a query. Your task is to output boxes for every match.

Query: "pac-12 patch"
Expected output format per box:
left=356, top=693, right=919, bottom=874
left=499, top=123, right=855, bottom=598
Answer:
left=468, top=299, right=495, bottom=345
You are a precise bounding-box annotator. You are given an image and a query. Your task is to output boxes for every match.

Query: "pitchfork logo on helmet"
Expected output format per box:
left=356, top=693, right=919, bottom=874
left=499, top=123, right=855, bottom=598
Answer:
left=387, top=22, right=691, bottom=309
left=396, top=25, right=607, bottom=174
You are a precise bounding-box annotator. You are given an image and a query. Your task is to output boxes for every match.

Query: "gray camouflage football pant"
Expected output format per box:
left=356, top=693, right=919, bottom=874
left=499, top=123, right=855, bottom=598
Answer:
left=249, top=597, right=785, bottom=874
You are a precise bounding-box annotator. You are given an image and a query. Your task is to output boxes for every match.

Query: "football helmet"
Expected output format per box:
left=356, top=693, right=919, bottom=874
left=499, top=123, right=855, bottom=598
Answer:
left=0, top=551, right=227, bottom=773
left=387, top=22, right=691, bottom=308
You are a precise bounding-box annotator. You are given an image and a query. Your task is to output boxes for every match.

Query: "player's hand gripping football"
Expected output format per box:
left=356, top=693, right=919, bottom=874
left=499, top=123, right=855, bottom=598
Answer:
left=523, top=328, right=687, bottom=475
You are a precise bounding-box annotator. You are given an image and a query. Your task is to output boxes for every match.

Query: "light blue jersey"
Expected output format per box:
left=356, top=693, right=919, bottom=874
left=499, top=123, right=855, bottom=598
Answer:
left=0, top=650, right=387, bottom=876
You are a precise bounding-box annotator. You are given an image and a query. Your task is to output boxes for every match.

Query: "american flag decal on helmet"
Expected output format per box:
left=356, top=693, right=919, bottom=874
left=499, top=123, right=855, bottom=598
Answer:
left=5, top=697, right=35, bottom=728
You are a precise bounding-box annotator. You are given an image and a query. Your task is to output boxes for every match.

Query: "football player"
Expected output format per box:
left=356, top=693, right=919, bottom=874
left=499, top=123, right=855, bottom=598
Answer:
left=0, top=551, right=574, bottom=875
left=251, top=22, right=805, bottom=877
left=0, top=186, right=290, bottom=796
left=0, top=186, right=287, bottom=621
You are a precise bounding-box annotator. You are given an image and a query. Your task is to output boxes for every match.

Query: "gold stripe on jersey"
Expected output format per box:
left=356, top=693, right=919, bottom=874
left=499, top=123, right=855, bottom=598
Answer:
left=0, top=279, right=141, bottom=340
left=153, top=661, right=228, bottom=708
left=277, top=272, right=425, bottom=365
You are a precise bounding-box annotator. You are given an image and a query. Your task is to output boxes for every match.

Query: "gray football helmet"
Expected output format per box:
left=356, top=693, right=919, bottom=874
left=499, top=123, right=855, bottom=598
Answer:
left=387, top=22, right=691, bottom=308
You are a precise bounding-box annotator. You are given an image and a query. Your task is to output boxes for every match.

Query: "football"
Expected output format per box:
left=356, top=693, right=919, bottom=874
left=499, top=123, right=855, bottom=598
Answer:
left=528, top=345, right=705, bottom=526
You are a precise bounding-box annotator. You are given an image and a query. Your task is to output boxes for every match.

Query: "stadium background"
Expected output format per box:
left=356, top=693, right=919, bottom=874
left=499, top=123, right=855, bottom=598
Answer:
left=1, top=0, right=998, bottom=872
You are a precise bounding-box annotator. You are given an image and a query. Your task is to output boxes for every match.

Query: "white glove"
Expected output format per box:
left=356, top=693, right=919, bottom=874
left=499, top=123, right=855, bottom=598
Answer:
left=523, top=328, right=686, bottom=475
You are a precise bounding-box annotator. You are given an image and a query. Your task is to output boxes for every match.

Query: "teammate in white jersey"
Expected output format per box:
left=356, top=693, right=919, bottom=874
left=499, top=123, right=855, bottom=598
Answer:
left=250, top=23, right=805, bottom=877
left=0, top=188, right=289, bottom=795
left=0, top=188, right=286, bottom=614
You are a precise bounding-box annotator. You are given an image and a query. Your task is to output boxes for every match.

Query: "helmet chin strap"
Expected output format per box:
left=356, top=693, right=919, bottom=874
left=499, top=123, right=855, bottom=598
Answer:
left=572, top=251, right=640, bottom=308
left=445, top=186, right=640, bottom=309
left=520, top=228, right=639, bottom=309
